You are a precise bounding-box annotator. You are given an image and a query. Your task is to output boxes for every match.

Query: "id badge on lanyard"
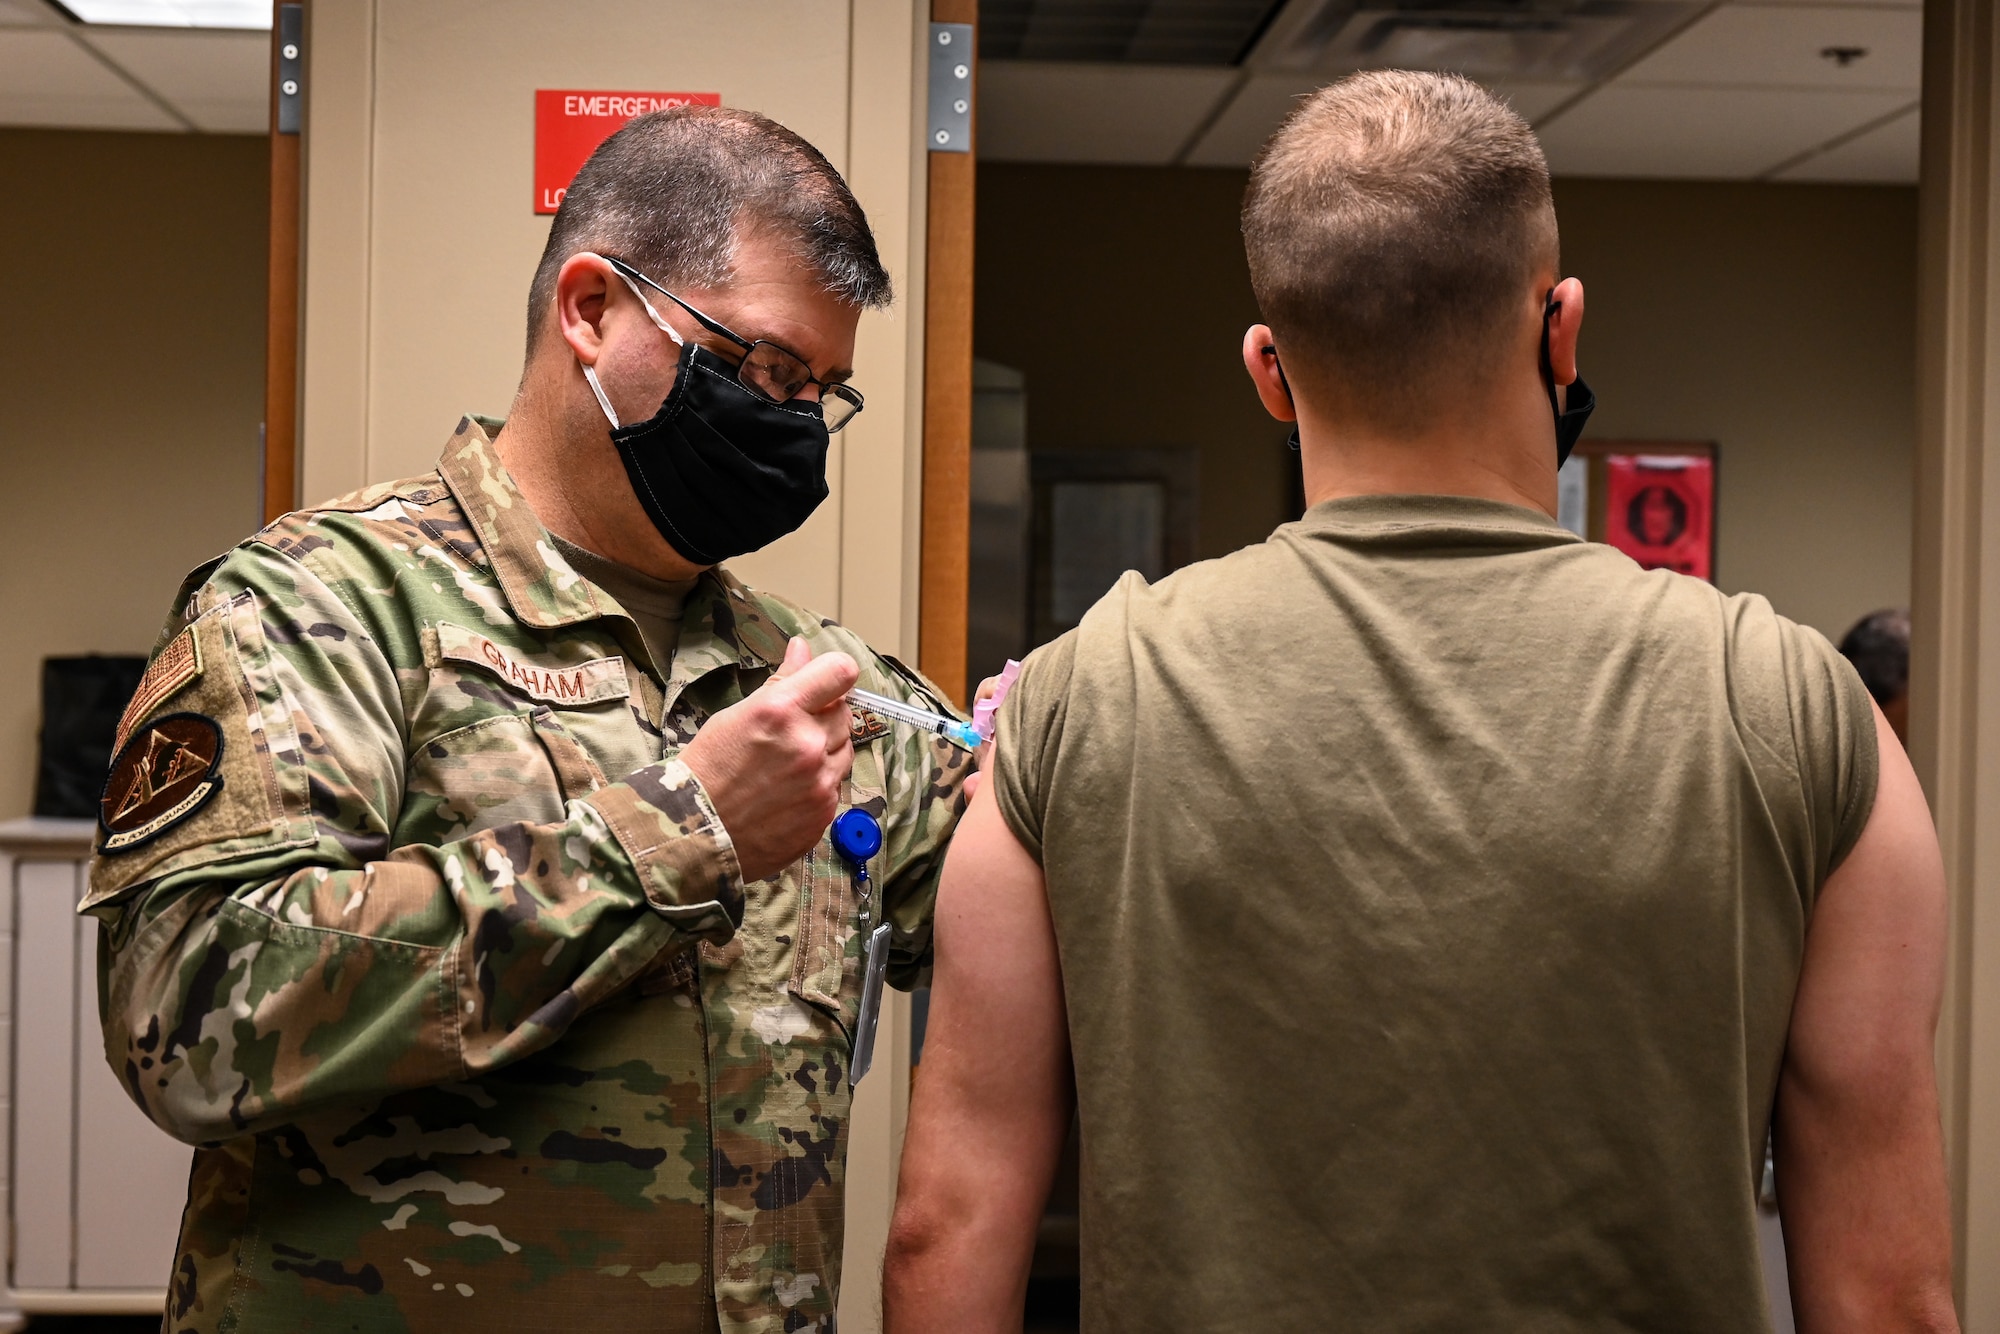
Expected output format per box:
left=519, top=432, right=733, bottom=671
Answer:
left=831, top=809, right=890, bottom=1084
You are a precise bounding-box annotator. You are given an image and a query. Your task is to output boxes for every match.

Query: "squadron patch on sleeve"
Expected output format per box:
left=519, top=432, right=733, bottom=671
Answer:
left=114, top=627, right=202, bottom=753
left=99, top=713, right=225, bottom=854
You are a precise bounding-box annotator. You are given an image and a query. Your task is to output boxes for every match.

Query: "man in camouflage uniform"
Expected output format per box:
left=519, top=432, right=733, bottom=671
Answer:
left=84, top=107, right=971, bottom=1333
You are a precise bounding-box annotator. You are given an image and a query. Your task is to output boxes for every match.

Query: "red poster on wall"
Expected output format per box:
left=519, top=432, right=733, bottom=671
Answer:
left=1603, top=453, right=1714, bottom=580
left=534, top=89, right=721, bottom=214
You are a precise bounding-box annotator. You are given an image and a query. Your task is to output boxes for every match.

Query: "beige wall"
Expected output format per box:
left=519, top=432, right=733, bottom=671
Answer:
left=976, top=166, right=1917, bottom=643
left=1557, top=179, right=1916, bottom=642
left=0, top=128, right=267, bottom=823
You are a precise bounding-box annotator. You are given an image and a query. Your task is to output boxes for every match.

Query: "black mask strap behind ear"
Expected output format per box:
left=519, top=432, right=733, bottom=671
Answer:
left=1541, top=292, right=1595, bottom=467
left=1263, top=344, right=1302, bottom=451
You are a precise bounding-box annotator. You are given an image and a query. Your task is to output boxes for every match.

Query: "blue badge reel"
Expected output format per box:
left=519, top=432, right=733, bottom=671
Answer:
left=833, top=809, right=891, bottom=1085
left=832, top=808, right=883, bottom=865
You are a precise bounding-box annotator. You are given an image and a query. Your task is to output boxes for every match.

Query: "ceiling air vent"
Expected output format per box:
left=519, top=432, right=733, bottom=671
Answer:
left=1252, top=0, right=1699, bottom=83
left=981, top=0, right=1292, bottom=65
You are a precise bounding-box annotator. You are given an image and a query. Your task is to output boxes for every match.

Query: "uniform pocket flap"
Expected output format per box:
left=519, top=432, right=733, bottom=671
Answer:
left=436, top=622, right=630, bottom=706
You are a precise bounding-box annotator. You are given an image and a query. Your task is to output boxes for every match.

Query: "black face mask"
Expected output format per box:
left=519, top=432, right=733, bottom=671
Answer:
left=1541, top=293, right=1595, bottom=467
left=587, top=342, right=830, bottom=567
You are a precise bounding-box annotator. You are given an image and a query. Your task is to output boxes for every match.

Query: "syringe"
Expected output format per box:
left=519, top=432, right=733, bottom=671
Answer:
left=848, top=687, right=983, bottom=752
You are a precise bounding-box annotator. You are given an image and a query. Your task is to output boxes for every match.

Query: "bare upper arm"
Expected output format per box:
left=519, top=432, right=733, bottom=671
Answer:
left=904, top=779, right=1073, bottom=1175
left=889, top=781, right=1073, bottom=1288
left=1776, top=701, right=1956, bottom=1331
left=1784, top=701, right=1946, bottom=1106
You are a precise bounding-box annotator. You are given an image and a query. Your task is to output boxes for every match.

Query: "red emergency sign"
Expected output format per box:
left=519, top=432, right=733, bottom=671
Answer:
left=1603, top=453, right=1715, bottom=581
left=534, top=89, right=721, bottom=214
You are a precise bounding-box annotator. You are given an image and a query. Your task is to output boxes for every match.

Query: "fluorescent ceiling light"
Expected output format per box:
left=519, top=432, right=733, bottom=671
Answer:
left=57, top=0, right=270, bottom=28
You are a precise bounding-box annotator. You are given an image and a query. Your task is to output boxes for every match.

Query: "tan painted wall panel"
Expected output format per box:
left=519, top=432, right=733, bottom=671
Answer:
left=299, top=0, right=376, bottom=508
left=835, top=0, right=931, bottom=659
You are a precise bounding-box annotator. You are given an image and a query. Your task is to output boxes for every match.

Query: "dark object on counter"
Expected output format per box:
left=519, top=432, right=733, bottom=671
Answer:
left=35, top=655, right=146, bottom=820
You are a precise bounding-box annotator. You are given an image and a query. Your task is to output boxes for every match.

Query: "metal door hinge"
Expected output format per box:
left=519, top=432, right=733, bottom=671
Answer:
left=276, top=3, right=303, bottom=135
left=928, top=22, right=973, bottom=153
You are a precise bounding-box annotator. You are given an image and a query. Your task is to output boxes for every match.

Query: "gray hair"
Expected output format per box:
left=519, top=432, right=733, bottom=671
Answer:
left=526, top=105, right=891, bottom=351
left=1242, top=70, right=1558, bottom=431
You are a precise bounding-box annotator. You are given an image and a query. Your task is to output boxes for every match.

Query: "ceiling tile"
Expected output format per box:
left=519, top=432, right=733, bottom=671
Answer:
left=1732, top=0, right=1916, bottom=8
left=0, top=0, right=57, bottom=25
left=980, top=61, right=1241, bottom=164
left=1246, top=0, right=1700, bottom=84
left=1619, top=4, right=1920, bottom=91
left=80, top=26, right=264, bottom=130
left=0, top=28, right=178, bottom=129
left=982, top=0, right=1283, bottom=65
left=1535, top=84, right=1911, bottom=178
left=1775, top=103, right=1919, bottom=183
left=1184, top=72, right=1579, bottom=167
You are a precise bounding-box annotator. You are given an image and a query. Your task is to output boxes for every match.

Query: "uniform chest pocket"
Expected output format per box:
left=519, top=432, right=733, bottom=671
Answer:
left=401, top=712, right=567, bottom=842
left=789, top=737, right=890, bottom=1027
left=401, top=623, right=643, bottom=844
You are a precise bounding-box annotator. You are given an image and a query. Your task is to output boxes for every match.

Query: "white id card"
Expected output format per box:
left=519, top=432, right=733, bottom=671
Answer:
left=850, top=922, right=893, bottom=1084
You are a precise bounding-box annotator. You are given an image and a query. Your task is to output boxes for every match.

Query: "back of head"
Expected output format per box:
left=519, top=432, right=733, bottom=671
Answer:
left=525, top=105, right=890, bottom=351
left=1839, top=607, right=1911, bottom=704
left=1242, top=70, right=1557, bottom=433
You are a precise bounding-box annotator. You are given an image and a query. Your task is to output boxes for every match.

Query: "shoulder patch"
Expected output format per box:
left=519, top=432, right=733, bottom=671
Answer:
left=851, top=709, right=891, bottom=746
left=114, top=627, right=202, bottom=754
left=100, top=713, right=225, bottom=854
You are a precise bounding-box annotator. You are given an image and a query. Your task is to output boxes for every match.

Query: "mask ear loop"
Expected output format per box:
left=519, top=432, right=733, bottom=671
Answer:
left=1539, top=290, right=1564, bottom=418
left=578, top=262, right=690, bottom=431
left=1262, top=343, right=1302, bottom=451
left=612, top=269, right=686, bottom=347
left=582, top=363, right=621, bottom=429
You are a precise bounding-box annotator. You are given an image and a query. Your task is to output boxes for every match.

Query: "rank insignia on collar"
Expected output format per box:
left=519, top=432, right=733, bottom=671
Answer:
left=99, top=713, right=224, bottom=854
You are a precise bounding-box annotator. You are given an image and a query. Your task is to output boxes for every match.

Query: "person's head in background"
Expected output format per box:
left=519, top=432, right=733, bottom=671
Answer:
left=1238, top=70, right=1583, bottom=515
left=1841, top=608, right=1911, bottom=745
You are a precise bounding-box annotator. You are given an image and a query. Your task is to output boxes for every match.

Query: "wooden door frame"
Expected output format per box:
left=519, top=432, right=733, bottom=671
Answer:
left=1915, top=0, right=2000, bottom=1318
left=917, top=0, right=976, bottom=706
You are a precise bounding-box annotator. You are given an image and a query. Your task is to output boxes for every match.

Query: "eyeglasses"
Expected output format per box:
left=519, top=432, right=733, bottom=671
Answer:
left=601, top=254, right=865, bottom=433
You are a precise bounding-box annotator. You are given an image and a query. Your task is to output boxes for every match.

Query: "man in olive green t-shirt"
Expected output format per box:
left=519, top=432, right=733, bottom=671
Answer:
left=884, top=71, right=1956, bottom=1334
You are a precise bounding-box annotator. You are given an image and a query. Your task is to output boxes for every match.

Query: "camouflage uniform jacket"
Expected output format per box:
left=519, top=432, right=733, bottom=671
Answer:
left=82, top=418, right=971, bottom=1334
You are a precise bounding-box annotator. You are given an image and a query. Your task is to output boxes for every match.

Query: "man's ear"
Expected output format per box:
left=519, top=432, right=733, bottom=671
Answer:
left=555, top=252, right=616, bottom=366
left=1241, top=324, right=1297, bottom=424
left=1546, top=276, right=1585, bottom=388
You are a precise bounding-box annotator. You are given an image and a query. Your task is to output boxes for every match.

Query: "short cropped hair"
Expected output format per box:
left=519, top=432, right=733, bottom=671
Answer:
left=526, top=106, right=891, bottom=351
left=1242, top=71, right=1558, bottom=429
left=1839, top=608, right=1911, bottom=705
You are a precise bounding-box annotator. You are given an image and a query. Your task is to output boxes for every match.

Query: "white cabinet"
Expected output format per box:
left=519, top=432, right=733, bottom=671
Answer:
left=1, top=818, right=187, bottom=1324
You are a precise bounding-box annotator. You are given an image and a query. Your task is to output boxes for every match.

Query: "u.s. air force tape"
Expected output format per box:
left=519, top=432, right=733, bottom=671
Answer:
left=98, top=712, right=225, bottom=854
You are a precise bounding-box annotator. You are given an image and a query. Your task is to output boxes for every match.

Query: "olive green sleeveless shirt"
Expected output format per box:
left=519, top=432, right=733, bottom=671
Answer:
left=994, top=494, right=1878, bottom=1334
